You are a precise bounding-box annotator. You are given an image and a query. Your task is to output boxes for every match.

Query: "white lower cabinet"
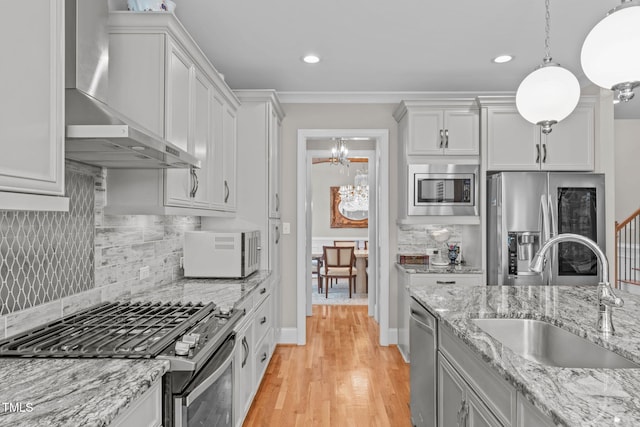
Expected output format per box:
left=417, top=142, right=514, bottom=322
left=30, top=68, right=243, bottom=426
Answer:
left=234, top=279, right=275, bottom=427
left=438, top=356, right=501, bottom=427
left=426, top=316, right=555, bottom=427
left=110, top=378, right=162, bottom=427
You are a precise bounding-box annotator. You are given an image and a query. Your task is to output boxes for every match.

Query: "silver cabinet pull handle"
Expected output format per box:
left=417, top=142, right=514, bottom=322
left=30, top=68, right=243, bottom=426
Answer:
left=543, top=143, right=547, bottom=163
left=275, top=193, right=279, bottom=212
left=190, top=168, right=199, bottom=198
left=445, top=129, right=449, bottom=148
left=241, top=336, right=249, bottom=368
left=439, top=129, right=444, bottom=148
left=436, top=280, right=456, bottom=285
left=224, top=180, right=230, bottom=203
left=260, top=316, right=267, bottom=325
left=261, top=352, right=267, bottom=363
left=536, top=144, right=541, bottom=163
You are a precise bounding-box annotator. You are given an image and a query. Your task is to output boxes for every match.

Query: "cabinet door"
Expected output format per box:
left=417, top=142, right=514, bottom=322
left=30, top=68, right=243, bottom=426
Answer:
left=0, top=0, right=64, bottom=197
left=234, top=321, right=254, bottom=427
left=541, top=104, right=594, bottom=171
left=443, top=110, right=479, bottom=155
left=165, top=40, right=193, bottom=206
left=269, top=219, right=282, bottom=277
left=268, top=105, right=281, bottom=218
left=486, top=108, right=539, bottom=171
left=191, top=69, right=212, bottom=208
left=407, top=110, right=444, bottom=156
left=438, top=355, right=467, bottom=427
left=222, top=105, right=237, bottom=211
left=210, top=90, right=226, bottom=208
left=516, top=392, right=555, bottom=427
left=467, top=389, right=503, bottom=427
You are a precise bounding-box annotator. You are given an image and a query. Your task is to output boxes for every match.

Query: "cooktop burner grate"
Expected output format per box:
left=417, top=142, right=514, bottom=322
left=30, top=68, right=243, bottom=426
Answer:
left=0, top=301, right=215, bottom=358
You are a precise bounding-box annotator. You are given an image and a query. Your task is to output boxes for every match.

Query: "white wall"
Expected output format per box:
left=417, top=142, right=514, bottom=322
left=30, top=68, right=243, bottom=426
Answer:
left=614, top=120, right=640, bottom=222
left=280, top=103, right=399, bottom=328
left=311, top=162, right=369, bottom=239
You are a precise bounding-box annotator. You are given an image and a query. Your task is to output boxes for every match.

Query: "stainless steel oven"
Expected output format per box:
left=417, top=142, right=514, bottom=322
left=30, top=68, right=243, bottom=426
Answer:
left=0, top=301, right=243, bottom=427
left=171, top=333, right=236, bottom=427
left=408, top=163, right=479, bottom=216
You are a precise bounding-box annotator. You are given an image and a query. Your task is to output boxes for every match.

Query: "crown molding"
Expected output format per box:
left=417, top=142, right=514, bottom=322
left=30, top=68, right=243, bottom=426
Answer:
left=277, top=91, right=514, bottom=104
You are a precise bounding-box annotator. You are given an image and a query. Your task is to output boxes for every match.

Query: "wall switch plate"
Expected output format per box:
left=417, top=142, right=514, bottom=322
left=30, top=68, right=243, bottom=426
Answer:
left=139, top=266, right=150, bottom=280
left=282, top=222, right=291, bottom=234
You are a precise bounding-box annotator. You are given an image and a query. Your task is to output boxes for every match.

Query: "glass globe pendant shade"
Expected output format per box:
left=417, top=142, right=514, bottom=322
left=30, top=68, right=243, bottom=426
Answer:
left=516, top=62, right=580, bottom=134
left=581, top=3, right=640, bottom=102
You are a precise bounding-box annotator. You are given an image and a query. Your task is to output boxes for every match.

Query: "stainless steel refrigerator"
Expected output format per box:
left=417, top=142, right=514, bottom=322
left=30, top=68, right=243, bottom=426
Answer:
left=487, top=172, right=605, bottom=286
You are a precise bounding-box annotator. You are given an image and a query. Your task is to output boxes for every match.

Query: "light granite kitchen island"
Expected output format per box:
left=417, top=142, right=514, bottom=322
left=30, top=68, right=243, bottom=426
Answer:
left=410, top=284, right=640, bottom=426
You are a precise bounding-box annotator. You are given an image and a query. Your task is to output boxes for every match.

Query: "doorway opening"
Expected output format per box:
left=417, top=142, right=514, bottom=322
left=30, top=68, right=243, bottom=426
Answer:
left=296, top=129, right=389, bottom=346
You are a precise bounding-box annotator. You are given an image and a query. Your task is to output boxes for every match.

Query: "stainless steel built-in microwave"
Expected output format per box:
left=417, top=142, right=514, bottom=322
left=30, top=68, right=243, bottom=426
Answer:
left=408, top=164, right=479, bottom=216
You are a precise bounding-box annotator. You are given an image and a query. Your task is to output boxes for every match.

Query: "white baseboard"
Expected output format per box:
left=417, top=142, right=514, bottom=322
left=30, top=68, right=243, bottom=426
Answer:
left=277, top=327, right=299, bottom=345
left=387, top=327, right=398, bottom=345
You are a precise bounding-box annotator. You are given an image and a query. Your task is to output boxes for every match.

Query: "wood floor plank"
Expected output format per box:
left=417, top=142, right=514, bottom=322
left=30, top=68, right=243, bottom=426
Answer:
left=243, top=305, right=411, bottom=427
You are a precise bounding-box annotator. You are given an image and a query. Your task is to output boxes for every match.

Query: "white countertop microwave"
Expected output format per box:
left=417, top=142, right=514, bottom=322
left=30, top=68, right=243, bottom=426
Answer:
left=408, top=164, right=479, bottom=216
left=183, top=230, right=261, bottom=278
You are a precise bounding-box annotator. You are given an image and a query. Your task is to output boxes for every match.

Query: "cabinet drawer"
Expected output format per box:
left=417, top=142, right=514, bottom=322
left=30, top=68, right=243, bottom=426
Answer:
left=255, top=328, right=274, bottom=384
left=439, top=326, right=516, bottom=426
left=253, top=279, right=272, bottom=308
left=253, top=295, right=272, bottom=343
left=409, top=273, right=484, bottom=287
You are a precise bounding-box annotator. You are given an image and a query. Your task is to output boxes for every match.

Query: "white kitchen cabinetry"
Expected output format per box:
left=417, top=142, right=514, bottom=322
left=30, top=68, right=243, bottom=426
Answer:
left=105, top=12, right=239, bottom=216
left=393, top=100, right=479, bottom=156
left=479, top=96, right=595, bottom=172
left=438, top=356, right=502, bottom=427
left=0, top=0, right=68, bottom=211
left=233, top=90, right=284, bottom=279
left=110, top=378, right=162, bottom=427
left=516, top=392, right=556, bottom=427
left=234, top=278, right=275, bottom=427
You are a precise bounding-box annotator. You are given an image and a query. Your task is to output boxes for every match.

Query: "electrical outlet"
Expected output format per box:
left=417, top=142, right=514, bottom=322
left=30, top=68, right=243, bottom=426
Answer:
left=282, top=222, right=291, bottom=234
left=139, top=266, right=150, bottom=280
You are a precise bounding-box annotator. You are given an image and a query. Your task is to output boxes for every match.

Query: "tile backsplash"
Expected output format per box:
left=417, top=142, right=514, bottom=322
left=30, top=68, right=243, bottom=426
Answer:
left=0, top=161, right=200, bottom=336
left=0, top=163, right=94, bottom=315
left=397, top=223, right=481, bottom=267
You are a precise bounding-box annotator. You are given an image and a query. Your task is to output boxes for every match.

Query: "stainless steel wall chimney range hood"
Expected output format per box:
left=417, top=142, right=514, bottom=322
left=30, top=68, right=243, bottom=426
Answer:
left=64, top=0, right=199, bottom=169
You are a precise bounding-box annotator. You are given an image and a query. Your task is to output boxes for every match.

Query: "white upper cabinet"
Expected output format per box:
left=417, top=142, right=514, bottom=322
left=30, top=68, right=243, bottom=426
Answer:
left=106, top=12, right=239, bottom=216
left=479, top=96, right=595, bottom=172
left=394, top=100, right=480, bottom=157
left=0, top=0, right=68, bottom=211
left=268, top=104, right=282, bottom=218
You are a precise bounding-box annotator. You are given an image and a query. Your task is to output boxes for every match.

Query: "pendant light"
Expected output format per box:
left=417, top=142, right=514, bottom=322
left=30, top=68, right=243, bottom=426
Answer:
left=516, top=0, right=580, bottom=134
left=581, top=0, right=640, bottom=102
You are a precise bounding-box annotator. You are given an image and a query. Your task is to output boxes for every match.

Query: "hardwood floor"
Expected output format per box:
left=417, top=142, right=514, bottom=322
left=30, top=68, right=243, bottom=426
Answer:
left=243, top=305, right=411, bottom=427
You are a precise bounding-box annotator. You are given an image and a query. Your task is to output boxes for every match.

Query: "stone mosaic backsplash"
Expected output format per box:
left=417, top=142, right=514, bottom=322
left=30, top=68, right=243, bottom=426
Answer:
left=397, top=223, right=464, bottom=255
left=0, top=161, right=200, bottom=336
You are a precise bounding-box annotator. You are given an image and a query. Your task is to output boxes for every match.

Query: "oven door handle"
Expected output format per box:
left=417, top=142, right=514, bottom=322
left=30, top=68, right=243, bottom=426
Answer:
left=184, top=335, right=238, bottom=406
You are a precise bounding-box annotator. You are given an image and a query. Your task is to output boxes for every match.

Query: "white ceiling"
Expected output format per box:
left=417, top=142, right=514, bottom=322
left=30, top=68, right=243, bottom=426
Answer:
left=173, top=0, right=640, bottom=118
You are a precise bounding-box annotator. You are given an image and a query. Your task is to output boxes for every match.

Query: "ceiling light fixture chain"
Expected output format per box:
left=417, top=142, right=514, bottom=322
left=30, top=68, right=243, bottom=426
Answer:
left=543, top=0, right=551, bottom=62
left=515, top=0, right=580, bottom=135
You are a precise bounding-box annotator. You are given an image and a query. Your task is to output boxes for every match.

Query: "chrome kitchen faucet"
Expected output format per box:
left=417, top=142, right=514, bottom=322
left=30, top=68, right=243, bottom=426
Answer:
left=529, top=233, right=623, bottom=336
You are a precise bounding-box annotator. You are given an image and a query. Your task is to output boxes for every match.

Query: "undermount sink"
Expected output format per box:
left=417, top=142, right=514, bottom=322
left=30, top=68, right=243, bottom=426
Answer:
left=472, top=318, right=640, bottom=369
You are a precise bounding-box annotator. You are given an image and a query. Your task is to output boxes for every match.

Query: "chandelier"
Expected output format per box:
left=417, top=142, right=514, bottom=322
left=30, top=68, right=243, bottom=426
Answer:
left=515, top=0, right=580, bottom=134
left=581, top=0, right=640, bottom=103
left=330, top=138, right=350, bottom=168
left=339, top=169, right=369, bottom=213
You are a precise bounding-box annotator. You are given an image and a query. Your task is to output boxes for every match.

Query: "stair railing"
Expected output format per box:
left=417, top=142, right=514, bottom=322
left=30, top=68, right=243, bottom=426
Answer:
left=615, top=207, right=640, bottom=289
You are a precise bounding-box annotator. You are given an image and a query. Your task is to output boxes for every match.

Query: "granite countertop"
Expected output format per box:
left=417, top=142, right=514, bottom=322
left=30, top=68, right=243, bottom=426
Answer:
left=396, top=263, right=483, bottom=274
left=0, top=270, right=271, bottom=427
left=0, top=359, right=168, bottom=427
left=128, top=270, right=272, bottom=309
left=410, top=284, right=640, bottom=426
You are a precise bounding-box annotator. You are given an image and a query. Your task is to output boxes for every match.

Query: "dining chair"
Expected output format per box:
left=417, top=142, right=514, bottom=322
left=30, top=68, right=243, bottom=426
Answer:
left=332, top=241, right=357, bottom=286
left=320, top=246, right=357, bottom=298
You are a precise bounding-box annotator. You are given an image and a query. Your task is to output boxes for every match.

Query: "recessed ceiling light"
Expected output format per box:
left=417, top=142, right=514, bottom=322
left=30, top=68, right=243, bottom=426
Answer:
left=302, top=54, right=320, bottom=64
left=493, top=55, right=514, bottom=64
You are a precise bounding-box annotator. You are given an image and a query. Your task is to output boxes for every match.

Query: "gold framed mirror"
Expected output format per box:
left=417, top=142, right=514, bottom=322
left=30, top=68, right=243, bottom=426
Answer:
left=330, top=186, right=368, bottom=228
